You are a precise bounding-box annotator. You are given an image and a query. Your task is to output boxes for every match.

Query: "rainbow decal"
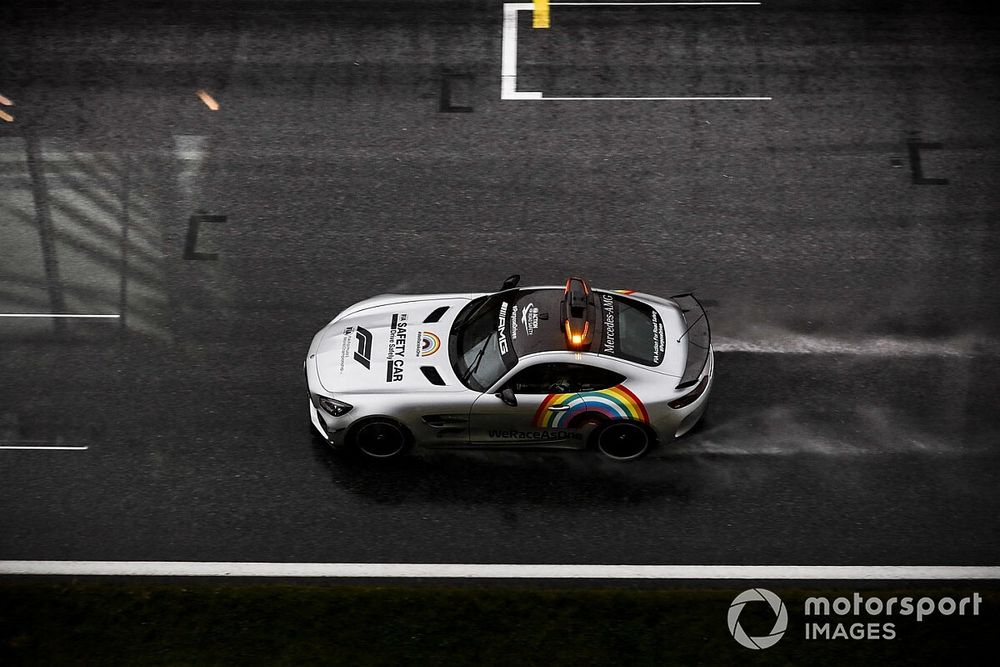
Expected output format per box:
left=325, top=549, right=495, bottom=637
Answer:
left=419, top=332, right=441, bottom=356
left=614, top=289, right=637, bottom=295
left=533, top=385, right=649, bottom=428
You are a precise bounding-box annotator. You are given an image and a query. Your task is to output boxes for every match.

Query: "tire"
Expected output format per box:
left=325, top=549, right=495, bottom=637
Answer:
left=593, top=421, right=652, bottom=461
left=349, top=418, right=412, bottom=460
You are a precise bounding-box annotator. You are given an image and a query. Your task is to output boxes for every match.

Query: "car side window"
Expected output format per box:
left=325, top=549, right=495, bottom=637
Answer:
left=571, top=365, right=626, bottom=392
left=507, top=363, right=565, bottom=394
left=507, top=363, right=626, bottom=394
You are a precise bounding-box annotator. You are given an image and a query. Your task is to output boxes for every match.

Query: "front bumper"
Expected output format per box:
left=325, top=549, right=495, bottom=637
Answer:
left=305, top=344, right=350, bottom=448
left=309, top=400, right=349, bottom=448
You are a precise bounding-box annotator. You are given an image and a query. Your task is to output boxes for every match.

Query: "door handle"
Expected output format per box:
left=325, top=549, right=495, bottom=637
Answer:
left=547, top=405, right=570, bottom=412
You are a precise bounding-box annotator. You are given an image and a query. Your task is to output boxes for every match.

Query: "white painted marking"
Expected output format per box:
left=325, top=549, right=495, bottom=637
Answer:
left=551, top=2, right=762, bottom=5
left=0, top=562, right=997, bottom=579
left=0, top=446, right=89, bottom=451
left=174, top=135, right=208, bottom=162
left=0, top=172, right=110, bottom=181
left=541, top=96, right=773, bottom=100
left=0, top=149, right=203, bottom=162
left=502, top=3, right=544, bottom=99
left=501, top=1, right=769, bottom=101
left=0, top=313, right=120, bottom=319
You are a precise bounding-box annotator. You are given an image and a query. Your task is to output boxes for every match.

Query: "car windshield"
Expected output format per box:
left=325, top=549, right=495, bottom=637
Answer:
left=450, top=293, right=517, bottom=391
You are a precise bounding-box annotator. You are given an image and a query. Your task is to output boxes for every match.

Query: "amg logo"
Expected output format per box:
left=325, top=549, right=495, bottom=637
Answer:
left=498, top=301, right=509, bottom=355
left=353, top=326, right=373, bottom=369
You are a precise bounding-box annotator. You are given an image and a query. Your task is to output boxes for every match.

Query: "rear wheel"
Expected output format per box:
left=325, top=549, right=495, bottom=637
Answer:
left=594, top=422, right=651, bottom=461
left=350, top=418, right=411, bottom=460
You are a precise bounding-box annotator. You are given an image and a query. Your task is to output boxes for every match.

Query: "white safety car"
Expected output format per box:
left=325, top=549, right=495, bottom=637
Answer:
left=304, top=276, right=713, bottom=460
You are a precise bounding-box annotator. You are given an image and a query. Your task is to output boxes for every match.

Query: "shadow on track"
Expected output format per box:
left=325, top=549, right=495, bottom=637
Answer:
left=310, top=436, right=696, bottom=508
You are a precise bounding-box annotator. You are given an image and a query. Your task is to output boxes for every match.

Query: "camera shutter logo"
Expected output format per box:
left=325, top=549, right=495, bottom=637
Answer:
left=727, top=588, right=788, bottom=650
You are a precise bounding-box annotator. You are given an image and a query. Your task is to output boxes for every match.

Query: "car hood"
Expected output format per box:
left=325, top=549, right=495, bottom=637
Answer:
left=314, top=295, right=475, bottom=394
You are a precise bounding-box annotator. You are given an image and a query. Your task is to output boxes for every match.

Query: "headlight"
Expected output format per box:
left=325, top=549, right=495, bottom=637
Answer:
left=317, top=396, right=353, bottom=416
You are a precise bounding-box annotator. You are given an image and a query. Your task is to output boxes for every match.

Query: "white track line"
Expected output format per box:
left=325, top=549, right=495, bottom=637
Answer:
left=0, top=313, right=120, bottom=318
left=551, top=3, right=762, bottom=5
left=0, top=446, right=89, bottom=451
left=541, top=96, right=773, bottom=100
left=0, top=562, right=997, bottom=579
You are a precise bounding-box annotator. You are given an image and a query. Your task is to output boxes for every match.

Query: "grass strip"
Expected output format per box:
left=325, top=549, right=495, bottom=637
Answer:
left=1, top=582, right=997, bottom=666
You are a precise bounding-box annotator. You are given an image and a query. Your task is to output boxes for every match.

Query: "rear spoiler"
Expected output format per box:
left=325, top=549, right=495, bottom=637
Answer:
left=670, top=293, right=711, bottom=389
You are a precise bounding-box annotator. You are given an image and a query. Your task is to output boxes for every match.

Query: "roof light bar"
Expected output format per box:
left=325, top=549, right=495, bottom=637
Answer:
left=561, top=276, right=596, bottom=350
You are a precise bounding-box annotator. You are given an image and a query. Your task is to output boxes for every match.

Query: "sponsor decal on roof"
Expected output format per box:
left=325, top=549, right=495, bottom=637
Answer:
left=650, top=311, right=664, bottom=365
left=497, top=301, right=509, bottom=355
left=533, top=385, right=649, bottom=428
left=521, top=302, right=539, bottom=336
left=497, top=298, right=521, bottom=367
left=600, top=293, right=617, bottom=356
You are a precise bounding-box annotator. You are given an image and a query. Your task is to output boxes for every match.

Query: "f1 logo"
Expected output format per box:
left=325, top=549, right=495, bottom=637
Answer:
left=353, top=326, right=373, bottom=369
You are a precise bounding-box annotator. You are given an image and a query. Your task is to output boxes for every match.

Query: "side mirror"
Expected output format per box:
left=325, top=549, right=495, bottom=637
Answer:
left=500, top=274, right=521, bottom=291
left=496, top=386, right=518, bottom=407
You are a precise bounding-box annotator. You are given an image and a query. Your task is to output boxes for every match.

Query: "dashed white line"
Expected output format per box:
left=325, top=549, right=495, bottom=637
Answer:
left=0, top=446, right=89, bottom=451
left=0, top=313, right=120, bottom=318
left=0, top=562, right=997, bottom=579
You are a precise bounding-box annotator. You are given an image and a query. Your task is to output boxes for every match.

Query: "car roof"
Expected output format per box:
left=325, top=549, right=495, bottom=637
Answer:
left=498, top=286, right=668, bottom=369
left=512, top=349, right=667, bottom=376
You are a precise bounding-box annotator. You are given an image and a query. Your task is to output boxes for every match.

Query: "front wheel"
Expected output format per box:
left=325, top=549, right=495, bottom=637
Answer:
left=350, top=418, right=412, bottom=460
left=594, top=422, right=652, bottom=461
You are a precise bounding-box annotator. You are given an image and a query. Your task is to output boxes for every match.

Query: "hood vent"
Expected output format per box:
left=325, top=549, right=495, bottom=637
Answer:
left=423, top=306, right=449, bottom=323
left=420, top=366, right=446, bottom=386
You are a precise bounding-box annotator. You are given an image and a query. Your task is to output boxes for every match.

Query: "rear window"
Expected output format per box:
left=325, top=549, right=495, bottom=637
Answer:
left=596, top=292, right=665, bottom=366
